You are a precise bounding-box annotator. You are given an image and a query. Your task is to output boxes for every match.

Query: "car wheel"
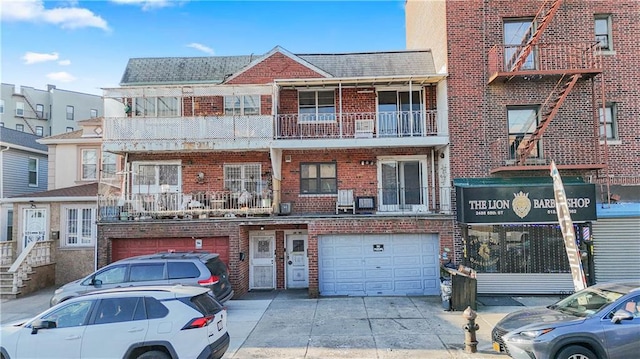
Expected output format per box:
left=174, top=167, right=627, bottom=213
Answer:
left=555, top=345, right=597, bottom=359
left=136, top=350, right=170, bottom=359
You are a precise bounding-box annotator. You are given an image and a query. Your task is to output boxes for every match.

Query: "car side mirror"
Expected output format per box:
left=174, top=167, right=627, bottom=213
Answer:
left=611, top=309, right=633, bottom=324
left=31, top=319, right=57, bottom=334
left=91, top=278, right=103, bottom=287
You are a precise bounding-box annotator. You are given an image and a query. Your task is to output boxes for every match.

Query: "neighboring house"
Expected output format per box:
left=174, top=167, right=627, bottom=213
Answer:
left=98, top=46, right=452, bottom=298
left=0, top=127, right=48, bottom=241
left=1, top=119, right=121, bottom=296
left=0, top=83, right=103, bottom=137
left=406, top=0, right=640, bottom=293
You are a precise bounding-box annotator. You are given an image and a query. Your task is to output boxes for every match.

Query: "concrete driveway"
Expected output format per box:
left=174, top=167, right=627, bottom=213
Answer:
left=1, top=287, right=559, bottom=359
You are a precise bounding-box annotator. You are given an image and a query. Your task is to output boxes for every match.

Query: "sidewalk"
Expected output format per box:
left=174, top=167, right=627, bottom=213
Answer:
left=0, top=287, right=561, bottom=359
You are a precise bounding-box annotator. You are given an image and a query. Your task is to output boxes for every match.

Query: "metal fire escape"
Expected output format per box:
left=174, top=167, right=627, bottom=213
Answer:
left=16, top=91, right=47, bottom=135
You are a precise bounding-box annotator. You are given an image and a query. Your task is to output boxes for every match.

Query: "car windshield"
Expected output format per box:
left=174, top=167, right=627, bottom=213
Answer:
left=549, top=287, right=625, bottom=317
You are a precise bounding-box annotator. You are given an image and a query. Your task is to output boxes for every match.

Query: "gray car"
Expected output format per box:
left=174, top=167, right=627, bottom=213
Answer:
left=492, top=281, right=640, bottom=359
left=50, top=251, right=233, bottom=307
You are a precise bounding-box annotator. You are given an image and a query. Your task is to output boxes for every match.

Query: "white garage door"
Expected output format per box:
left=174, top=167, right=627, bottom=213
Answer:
left=319, top=234, right=440, bottom=296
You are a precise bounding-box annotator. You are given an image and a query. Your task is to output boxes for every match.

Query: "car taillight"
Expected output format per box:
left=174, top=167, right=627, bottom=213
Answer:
left=198, top=275, right=220, bottom=286
left=182, top=315, right=214, bottom=330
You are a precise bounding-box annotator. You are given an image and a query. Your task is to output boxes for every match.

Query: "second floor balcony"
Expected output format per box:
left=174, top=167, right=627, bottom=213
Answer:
left=103, top=110, right=448, bottom=154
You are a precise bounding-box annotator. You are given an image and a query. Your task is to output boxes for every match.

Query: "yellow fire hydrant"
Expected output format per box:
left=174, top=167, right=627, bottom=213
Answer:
left=463, top=306, right=479, bottom=353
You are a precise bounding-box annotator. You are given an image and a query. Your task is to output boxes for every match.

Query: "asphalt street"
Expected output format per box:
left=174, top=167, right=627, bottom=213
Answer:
left=1, top=287, right=561, bottom=359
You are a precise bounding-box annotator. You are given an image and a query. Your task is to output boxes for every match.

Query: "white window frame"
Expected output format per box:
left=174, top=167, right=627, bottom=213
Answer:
left=16, top=102, right=24, bottom=117
left=595, top=14, right=613, bottom=52
left=28, top=157, right=38, bottom=186
left=101, top=152, right=117, bottom=180
left=90, top=109, right=98, bottom=118
left=132, top=97, right=181, bottom=117
left=61, top=205, right=96, bottom=247
left=599, top=103, right=618, bottom=141
left=66, top=127, right=74, bottom=132
left=66, top=105, right=74, bottom=121
left=223, top=163, right=262, bottom=195
left=298, top=90, right=336, bottom=123
left=16, top=124, right=24, bottom=132
left=81, top=148, right=98, bottom=181
left=224, top=95, right=260, bottom=116
left=35, top=126, right=44, bottom=136
left=132, top=161, right=181, bottom=194
left=36, top=104, right=44, bottom=119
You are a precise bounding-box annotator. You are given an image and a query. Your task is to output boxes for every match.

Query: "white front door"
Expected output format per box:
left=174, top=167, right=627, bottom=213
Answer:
left=23, top=209, right=46, bottom=249
left=286, top=234, right=308, bottom=288
left=250, top=234, right=275, bottom=289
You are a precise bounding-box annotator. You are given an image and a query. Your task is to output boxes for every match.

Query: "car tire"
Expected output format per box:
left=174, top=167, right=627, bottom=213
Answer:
left=136, top=350, right=170, bottom=359
left=555, top=345, right=597, bottom=359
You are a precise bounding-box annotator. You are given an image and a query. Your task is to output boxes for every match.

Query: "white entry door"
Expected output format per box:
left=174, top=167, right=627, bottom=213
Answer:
left=23, top=209, right=46, bottom=249
left=286, top=233, right=308, bottom=288
left=250, top=234, right=275, bottom=289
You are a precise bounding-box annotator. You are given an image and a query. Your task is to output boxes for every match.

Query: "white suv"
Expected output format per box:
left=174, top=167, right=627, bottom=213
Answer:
left=1, top=285, right=229, bottom=359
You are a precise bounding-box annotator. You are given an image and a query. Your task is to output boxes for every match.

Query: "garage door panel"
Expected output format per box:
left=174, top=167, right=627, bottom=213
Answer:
left=319, top=234, right=440, bottom=296
left=393, top=256, right=421, bottom=266
left=112, top=237, right=229, bottom=265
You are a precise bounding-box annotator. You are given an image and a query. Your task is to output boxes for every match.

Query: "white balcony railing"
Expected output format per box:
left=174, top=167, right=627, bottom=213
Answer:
left=276, top=111, right=438, bottom=139
left=103, top=115, right=273, bottom=149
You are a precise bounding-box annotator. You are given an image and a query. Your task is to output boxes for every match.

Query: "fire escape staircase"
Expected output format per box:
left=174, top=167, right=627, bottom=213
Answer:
left=517, top=73, right=581, bottom=165
left=508, top=0, right=562, bottom=74
left=19, top=91, right=47, bottom=135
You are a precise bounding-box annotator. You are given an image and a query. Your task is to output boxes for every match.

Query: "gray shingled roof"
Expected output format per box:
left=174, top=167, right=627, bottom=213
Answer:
left=0, top=127, right=48, bottom=152
left=299, top=51, right=436, bottom=78
left=120, top=55, right=255, bottom=85
left=120, top=49, right=436, bottom=85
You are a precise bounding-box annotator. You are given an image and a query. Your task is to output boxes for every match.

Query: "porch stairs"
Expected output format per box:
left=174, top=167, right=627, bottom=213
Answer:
left=0, top=264, right=22, bottom=299
left=517, top=73, right=582, bottom=164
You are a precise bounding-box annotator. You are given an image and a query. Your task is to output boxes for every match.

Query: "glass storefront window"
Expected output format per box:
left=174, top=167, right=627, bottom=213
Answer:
left=463, top=224, right=576, bottom=274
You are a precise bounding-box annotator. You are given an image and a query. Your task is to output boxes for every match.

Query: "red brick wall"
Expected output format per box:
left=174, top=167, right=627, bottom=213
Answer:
left=227, top=52, right=325, bottom=85
left=446, top=0, right=640, bottom=180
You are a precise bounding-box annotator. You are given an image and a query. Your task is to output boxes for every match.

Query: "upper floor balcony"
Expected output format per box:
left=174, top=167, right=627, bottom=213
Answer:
left=488, top=41, right=603, bottom=84
left=102, top=109, right=448, bottom=154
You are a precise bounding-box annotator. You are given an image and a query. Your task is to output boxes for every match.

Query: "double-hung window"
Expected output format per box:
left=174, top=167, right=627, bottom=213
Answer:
left=16, top=124, right=24, bottom=132
left=81, top=149, right=98, bottom=180
left=595, top=15, right=612, bottom=51
left=503, top=18, right=536, bottom=70
left=157, top=97, right=180, bottom=117
left=63, top=206, right=95, bottom=246
left=102, top=152, right=117, bottom=179
left=224, top=95, right=260, bottom=115
left=508, top=106, right=540, bottom=160
left=299, top=90, right=336, bottom=122
left=36, top=104, right=44, bottom=119
left=66, top=105, right=74, bottom=121
left=300, top=163, right=337, bottom=194
left=599, top=104, right=617, bottom=140
left=35, top=126, right=44, bottom=136
left=16, top=102, right=24, bottom=117
left=28, top=158, right=38, bottom=186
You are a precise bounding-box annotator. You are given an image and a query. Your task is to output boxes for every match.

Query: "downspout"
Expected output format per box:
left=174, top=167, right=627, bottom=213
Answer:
left=339, top=83, right=343, bottom=138
left=431, top=148, right=436, bottom=211
left=409, top=80, right=413, bottom=134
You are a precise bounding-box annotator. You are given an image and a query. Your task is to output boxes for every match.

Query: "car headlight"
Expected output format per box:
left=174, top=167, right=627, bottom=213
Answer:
left=519, top=328, right=554, bottom=338
left=54, top=288, right=63, bottom=294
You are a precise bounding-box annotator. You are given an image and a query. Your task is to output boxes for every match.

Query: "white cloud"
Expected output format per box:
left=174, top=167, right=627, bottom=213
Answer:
left=0, top=0, right=109, bottom=31
left=186, top=43, right=215, bottom=55
left=110, top=0, right=186, bottom=11
left=22, top=51, right=59, bottom=64
left=46, top=72, right=77, bottom=83
left=58, top=59, right=72, bottom=66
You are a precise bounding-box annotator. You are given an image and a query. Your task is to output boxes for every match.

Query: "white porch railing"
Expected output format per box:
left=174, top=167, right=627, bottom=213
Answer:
left=276, top=111, right=438, bottom=139
left=103, top=115, right=273, bottom=142
left=0, top=241, right=16, bottom=266
left=99, top=190, right=274, bottom=221
left=8, top=240, right=53, bottom=294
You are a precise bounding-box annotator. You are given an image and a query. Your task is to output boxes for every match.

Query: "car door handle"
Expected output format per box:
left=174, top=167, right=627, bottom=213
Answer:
left=65, top=335, right=81, bottom=340
left=128, top=327, right=145, bottom=333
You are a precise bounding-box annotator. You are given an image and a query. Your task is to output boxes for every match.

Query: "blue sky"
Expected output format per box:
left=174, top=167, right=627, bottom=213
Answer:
left=1, top=0, right=407, bottom=96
